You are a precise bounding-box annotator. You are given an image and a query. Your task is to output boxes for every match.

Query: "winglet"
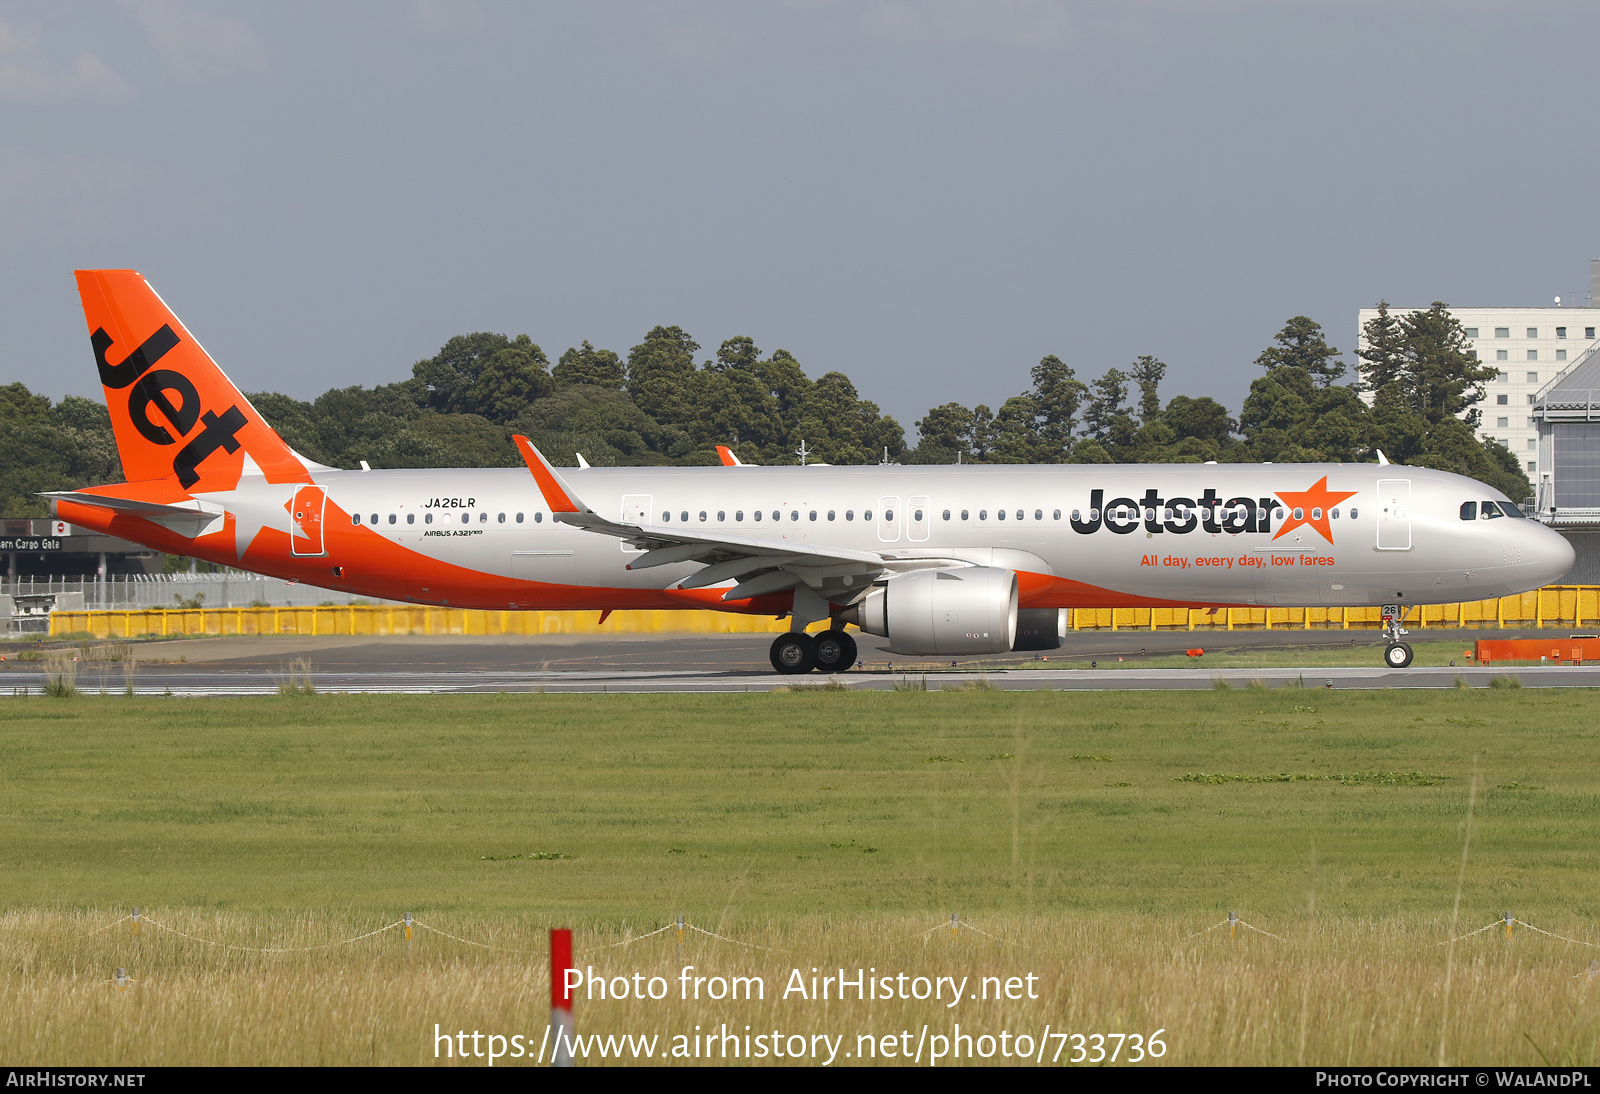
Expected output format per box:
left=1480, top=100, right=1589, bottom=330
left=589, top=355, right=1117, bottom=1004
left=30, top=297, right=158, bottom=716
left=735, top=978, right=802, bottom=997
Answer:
left=1375, top=449, right=1390, bottom=466
left=512, top=435, right=584, bottom=514
left=715, top=445, right=743, bottom=467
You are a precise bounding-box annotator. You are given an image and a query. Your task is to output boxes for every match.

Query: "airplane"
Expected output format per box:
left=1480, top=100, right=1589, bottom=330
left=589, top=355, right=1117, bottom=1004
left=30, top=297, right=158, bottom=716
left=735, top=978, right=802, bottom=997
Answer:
left=44, top=270, right=1575, bottom=674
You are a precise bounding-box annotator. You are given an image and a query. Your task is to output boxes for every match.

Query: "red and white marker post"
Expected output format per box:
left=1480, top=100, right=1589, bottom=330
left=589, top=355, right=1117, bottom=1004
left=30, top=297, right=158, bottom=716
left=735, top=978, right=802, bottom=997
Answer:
left=550, top=927, right=574, bottom=1067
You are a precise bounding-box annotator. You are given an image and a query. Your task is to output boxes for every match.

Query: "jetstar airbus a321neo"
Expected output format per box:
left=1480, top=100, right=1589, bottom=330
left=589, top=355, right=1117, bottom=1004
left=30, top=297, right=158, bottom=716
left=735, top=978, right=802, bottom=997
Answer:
left=46, top=270, right=1574, bottom=673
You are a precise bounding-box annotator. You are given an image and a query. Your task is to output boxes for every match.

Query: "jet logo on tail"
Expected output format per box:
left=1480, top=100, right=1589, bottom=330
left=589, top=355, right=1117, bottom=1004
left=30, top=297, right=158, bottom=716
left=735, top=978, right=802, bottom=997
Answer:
left=91, top=324, right=248, bottom=488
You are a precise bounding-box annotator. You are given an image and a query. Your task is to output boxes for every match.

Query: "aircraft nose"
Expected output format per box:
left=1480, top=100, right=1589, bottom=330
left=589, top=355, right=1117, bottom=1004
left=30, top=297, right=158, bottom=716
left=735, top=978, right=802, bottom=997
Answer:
left=1535, top=522, right=1576, bottom=584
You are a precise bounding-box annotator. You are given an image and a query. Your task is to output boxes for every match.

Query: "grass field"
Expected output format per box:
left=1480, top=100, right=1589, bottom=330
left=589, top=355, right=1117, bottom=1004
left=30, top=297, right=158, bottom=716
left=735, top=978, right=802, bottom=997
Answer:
left=1, top=689, right=1597, bottom=1065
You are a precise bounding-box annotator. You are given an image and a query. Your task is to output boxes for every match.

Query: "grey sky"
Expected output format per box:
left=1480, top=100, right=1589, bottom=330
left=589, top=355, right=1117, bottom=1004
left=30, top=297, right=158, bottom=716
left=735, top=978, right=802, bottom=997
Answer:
left=4, top=0, right=1596, bottom=436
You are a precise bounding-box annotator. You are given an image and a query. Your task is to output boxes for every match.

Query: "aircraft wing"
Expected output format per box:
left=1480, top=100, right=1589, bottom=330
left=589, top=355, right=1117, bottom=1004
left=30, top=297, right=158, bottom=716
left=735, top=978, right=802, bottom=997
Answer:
left=512, top=436, right=908, bottom=602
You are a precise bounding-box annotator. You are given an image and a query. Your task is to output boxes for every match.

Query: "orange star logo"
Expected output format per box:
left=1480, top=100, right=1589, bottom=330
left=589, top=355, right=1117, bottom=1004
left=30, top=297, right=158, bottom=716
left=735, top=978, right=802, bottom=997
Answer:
left=1273, top=476, right=1358, bottom=544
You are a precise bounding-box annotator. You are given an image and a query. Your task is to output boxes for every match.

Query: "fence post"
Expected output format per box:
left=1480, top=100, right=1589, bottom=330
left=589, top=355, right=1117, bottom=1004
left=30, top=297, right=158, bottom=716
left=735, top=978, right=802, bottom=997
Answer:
left=1228, top=911, right=1238, bottom=940
left=131, top=907, right=140, bottom=937
left=675, top=914, right=685, bottom=961
left=1503, top=912, right=1514, bottom=940
left=550, top=927, right=573, bottom=1067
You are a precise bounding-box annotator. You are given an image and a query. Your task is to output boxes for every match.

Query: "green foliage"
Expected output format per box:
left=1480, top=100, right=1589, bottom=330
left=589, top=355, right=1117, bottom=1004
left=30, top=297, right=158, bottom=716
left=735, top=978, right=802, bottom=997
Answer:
left=413, top=332, right=552, bottom=421
left=0, top=384, right=122, bottom=516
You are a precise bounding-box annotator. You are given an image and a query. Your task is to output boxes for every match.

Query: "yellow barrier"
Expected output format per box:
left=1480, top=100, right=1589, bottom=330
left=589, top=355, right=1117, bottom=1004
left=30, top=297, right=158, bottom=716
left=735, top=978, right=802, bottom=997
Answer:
left=49, top=605, right=798, bottom=639
left=45, top=586, right=1600, bottom=638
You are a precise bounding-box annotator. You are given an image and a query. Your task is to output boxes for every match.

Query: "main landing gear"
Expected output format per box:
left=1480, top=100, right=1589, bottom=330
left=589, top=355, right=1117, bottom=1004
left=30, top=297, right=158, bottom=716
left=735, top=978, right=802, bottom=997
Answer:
left=770, top=629, right=858, bottom=675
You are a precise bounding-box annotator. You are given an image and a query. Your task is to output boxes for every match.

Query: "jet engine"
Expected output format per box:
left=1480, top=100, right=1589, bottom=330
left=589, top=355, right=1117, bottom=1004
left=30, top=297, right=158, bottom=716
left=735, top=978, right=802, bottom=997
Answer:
left=842, top=567, right=1018, bottom=655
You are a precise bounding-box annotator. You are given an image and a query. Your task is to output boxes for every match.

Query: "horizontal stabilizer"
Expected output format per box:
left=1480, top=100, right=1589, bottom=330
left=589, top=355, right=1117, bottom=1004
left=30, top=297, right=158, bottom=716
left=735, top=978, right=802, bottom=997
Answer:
left=41, top=490, right=224, bottom=536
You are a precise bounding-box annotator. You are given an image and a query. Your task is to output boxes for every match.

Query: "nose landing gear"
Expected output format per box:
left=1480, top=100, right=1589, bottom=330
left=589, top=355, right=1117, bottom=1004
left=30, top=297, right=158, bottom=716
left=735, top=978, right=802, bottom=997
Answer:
left=1380, top=603, right=1413, bottom=668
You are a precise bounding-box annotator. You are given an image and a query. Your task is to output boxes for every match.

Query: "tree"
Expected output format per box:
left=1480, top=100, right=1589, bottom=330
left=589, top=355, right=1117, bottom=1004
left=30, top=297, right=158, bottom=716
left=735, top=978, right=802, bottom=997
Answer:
left=1028, top=355, right=1087, bottom=455
left=413, top=333, right=551, bottom=421
left=1129, top=355, right=1167, bottom=423
left=1398, top=303, right=1497, bottom=428
left=1356, top=302, right=1407, bottom=393
left=1257, top=316, right=1345, bottom=387
left=1082, top=368, right=1135, bottom=453
left=552, top=341, right=625, bottom=390
left=626, top=326, right=700, bottom=425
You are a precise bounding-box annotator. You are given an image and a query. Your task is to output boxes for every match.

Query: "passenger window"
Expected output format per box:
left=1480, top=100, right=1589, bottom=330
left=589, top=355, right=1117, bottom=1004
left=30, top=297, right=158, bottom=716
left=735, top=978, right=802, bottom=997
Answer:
left=425, top=513, right=433, bottom=525
left=864, top=510, right=872, bottom=521
left=699, top=511, right=707, bottom=522
left=845, top=510, right=854, bottom=521
left=942, top=510, right=951, bottom=521
left=408, top=513, right=416, bottom=525
left=461, top=513, right=470, bottom=524
left=535, top=512, right=543, bottom=523
left=717, top=511, right=725, bottom=522
left=828, top=511, right=836, bottom=521
left=1016, top=510, right=1024, bottom=520
left=1311, top=507, right=1322, bottom=520
left=1071, top=509, right=1080, bottom=521
left=662, top=512, right=671, bottom=522
left=1460, top=502, right=1477, bottom=521
left=978, top=510, right=987, bottom=520
left=681, top=511, right=689, bottom=522
left=389, top=514, right=397, bottom=525
left=479, top=512, right=487, bottom=523
left=515, top=513, right=523, bottom=523
left=809, top=511, right=817, bottom=521
left=497, top=513, right=505, bottom=523
left=960, top=510, right=969, bottom=520
left=884, top=509, right=894, bottom=521
left=754, top=511, right=762, bottom=522
left=998, top=509, right=1006, bottom=520
left=791, top=511, right=799, bottom=521
left=1035, top=509, right=1043, bottom=520
left=736, top=510, right=744, bottom=522
left=1292, top=508, right=1303, bottom=520
left=772, top=511, right=780, bottom=521
left=351, top=513, right=360, bottom=525
left=1053, top=509, right=1061, bottom=520
left=913, top=509, right=923, bottom=522
left=1090, top=509, right=1100, bottom=520
left=1330, top=508, right=1339, bottom=520
left=1349, top=508, right=1358, bottom=519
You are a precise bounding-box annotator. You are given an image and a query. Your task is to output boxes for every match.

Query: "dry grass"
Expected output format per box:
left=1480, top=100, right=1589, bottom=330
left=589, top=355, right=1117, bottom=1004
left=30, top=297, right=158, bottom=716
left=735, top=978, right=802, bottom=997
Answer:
left=1, top=911, right=1596, bottom=1066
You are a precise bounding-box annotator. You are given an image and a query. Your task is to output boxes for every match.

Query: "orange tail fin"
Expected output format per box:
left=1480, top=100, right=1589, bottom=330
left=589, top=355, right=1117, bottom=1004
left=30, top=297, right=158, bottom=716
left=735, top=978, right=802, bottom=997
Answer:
left=74, top=269, right=310, bottom=491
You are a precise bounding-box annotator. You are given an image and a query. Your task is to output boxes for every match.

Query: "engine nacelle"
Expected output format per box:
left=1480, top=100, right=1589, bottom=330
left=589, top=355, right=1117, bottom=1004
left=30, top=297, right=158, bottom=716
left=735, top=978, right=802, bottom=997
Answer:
left=1013, top=608, right=1068, bottom=651
left=845, top=567, right=1018, bottom=655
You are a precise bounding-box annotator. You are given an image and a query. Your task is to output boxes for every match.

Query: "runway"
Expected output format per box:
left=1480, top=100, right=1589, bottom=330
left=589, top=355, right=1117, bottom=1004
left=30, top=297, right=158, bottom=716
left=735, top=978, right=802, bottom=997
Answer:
left=5, top=629, right=1597, bottom=694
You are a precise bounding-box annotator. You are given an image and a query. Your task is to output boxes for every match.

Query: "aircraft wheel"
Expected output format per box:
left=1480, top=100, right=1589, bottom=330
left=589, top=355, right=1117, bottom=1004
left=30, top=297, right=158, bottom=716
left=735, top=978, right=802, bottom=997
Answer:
left=813, top=629, right=857, bottom=673
left=770, top=633, right=818, bottom=675
left=1383, top=642, right=1413, bottom=669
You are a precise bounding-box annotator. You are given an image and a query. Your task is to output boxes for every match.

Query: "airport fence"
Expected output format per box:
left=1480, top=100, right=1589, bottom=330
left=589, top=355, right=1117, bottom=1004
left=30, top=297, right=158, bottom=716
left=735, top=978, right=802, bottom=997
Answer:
left=42, top=585, right=1600, bottom=638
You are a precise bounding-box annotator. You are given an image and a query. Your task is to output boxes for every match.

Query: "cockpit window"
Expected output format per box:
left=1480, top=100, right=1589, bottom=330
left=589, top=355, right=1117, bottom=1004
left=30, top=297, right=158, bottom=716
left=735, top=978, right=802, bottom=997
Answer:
left=1460, top=502, right=1477, bottom=521
left=1499, top=500, right=1526, bottom=518
left=1480, top=500, right=1505, bottom=519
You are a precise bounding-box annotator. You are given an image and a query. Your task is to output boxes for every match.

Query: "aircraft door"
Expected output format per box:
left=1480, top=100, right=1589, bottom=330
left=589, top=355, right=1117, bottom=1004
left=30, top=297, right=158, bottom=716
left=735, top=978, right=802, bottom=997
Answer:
left=620, top=494, right=651, bottom=553
left=290, top=485, right=327, bottom=557
left=908, top=495, right=931, bottom=542
left=1376, top=479, right=1412, bottom=551
left=877, top=496, right=902, bottom=542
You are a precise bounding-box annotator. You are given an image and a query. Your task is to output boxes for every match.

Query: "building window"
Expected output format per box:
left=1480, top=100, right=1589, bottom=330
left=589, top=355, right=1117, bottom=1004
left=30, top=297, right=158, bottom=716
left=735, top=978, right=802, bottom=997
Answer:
left=1557, top=349, right=1567, bottom=361
left=1496, top=370, right=1509, bottom=381
left=1527, top=439, right=1537, bottom=450
left=1496, top=394, right=1509, bottom=405
left=1497, top=351, right=1509, bottom=361
left=1588, top=327, right=1596, bottom=338
left=1527, top=327, right=1538, bottom=339
left=1495, top=327, right=1510, bottom=338
left=1527, top=351, right=1538, bottom=362
left=1464, top=327, right=1479, bottom=338
left=1557, top=327, right=1567, bottom=338
left=1527, top=461, right=1537, bottom=472
left=1497, top=417, right=1509, bottom=427
left=1528, top=395, right=1537, bottom=404
left=1527, top=371, right=1539, bottom=382
left=1468, top=349, right=1478, bottom=359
